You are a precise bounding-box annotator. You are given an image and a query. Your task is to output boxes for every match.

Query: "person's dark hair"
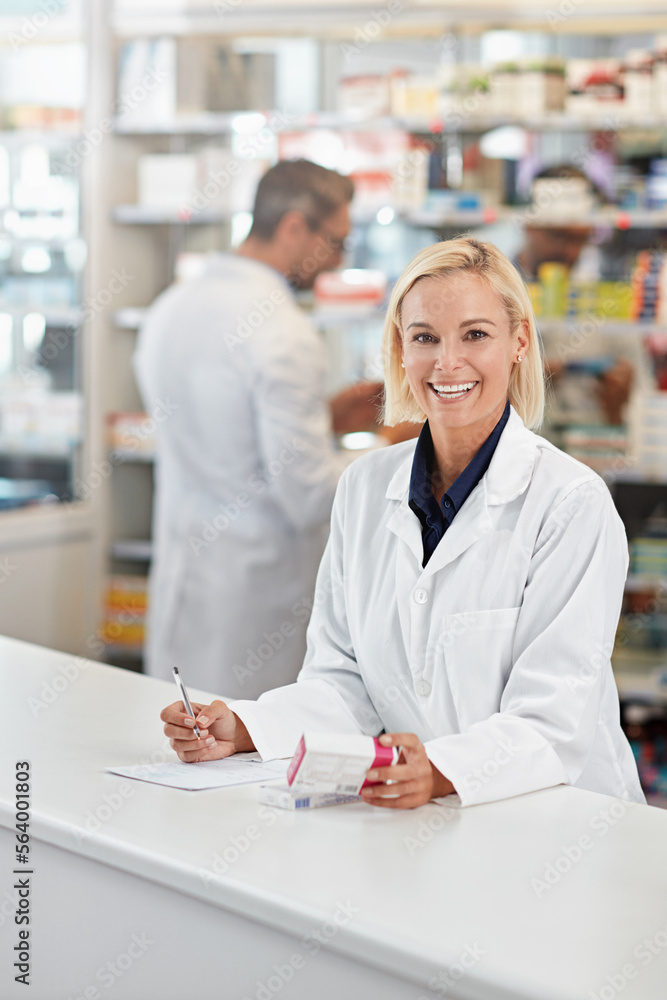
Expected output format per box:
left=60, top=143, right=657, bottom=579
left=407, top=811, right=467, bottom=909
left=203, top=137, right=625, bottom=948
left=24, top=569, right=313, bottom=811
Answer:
left=532, top=163, right=606, bottom=203
left=248, top=159, right=354, bottom=241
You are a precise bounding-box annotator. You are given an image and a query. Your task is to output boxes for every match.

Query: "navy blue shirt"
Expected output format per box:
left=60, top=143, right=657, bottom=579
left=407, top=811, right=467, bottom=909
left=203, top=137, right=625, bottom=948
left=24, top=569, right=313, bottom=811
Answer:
left=408, top=400, right=510, bottom=566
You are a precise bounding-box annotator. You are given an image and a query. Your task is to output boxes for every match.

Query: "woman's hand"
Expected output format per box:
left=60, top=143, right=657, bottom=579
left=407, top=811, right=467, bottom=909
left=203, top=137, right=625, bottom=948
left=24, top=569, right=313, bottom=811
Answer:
left=160, top=699, right=255, bottom=762
left=361, top=732, right=455, bottom=809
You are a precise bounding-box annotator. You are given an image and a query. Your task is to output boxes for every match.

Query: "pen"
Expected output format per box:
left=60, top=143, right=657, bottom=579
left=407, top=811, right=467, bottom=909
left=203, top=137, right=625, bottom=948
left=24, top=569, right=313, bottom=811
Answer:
left=172, top=666, right=202, bottom=739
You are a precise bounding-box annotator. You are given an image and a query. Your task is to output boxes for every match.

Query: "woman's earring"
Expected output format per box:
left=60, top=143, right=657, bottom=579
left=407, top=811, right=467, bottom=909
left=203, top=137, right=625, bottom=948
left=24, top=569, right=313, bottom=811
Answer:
left=401, top=362, right=405, bottom=368
left=517, top=355, right=523, bottom=362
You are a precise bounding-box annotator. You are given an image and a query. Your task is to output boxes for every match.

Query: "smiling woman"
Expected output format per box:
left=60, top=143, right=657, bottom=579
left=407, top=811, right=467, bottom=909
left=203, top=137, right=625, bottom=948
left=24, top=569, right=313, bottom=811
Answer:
left=160, top=236, right=645, bottom=813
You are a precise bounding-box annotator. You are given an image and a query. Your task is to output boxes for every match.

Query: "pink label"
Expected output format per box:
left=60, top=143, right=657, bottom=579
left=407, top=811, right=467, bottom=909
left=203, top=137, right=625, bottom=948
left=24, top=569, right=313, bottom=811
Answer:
left=361, top=738, right=398, bottom=789
left=287, top=735, right=306, bottom=786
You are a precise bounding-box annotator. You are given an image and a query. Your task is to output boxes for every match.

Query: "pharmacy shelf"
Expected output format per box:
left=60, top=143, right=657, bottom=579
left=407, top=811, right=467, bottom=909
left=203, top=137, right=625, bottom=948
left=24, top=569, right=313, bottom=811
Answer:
left=115, top=305, right=666, bottom=336
left=102, top=644, right=144, bottom=659
left=538, top=319, right=667, bottom=336
left=112, top=202, right=667, bottom=232
left=404, top=206, right=667, bottom=230
left=0, top=306, right=82, bottom=327
left=109, top=449, right=154, bottom=464
left=112, top=206, right=231, bottom=225
left=625, top=575, right=667, bottom=592
left=110, top=1, right=667, bottom=38
left=113, top=307, right=147, bottom=330
left=115, top=304, right=386, bottom=330
left=112, top=110, right=667, bottom=137
left=615, top=676, right=667, bottom=706
left=110, top=539, right=153, bottom=562
left=608, top=472, right=667, bottom=487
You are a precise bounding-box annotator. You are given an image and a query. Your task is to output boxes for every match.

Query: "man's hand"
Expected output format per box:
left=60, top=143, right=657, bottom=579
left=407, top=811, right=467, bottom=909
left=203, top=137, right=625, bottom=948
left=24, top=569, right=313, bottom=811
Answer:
left=161, top=699, right=255, bottom=762
left=361, top=733, right=455, bottom=809
left=330, top=380, right=384, bottom=434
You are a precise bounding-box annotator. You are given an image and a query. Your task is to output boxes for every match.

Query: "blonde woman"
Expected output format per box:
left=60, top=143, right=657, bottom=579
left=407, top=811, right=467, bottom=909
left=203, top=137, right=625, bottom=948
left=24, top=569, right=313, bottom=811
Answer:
left=161, top=237, right=644, bottom=809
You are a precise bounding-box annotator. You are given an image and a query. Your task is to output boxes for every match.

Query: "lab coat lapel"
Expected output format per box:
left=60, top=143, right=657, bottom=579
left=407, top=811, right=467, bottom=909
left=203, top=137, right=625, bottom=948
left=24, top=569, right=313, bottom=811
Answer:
left=385, top=452, right=424, bottom=565
left=420, top=407, right=537, bottom=581
left=420, top=481, right=492, bottom=580
left=383, top=407, right=537, bottom=580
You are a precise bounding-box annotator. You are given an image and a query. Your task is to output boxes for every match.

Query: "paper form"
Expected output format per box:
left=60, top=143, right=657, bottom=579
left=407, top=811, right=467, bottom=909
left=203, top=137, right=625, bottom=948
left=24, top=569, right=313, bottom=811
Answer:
left=105, top=757, right=289, bottom=790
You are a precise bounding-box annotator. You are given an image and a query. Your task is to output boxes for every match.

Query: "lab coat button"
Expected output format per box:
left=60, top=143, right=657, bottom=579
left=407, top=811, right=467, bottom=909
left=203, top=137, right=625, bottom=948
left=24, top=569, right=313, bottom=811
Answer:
left=413, top=588, right=428, bottom=605
left=416, top=680, right=432, bottom=696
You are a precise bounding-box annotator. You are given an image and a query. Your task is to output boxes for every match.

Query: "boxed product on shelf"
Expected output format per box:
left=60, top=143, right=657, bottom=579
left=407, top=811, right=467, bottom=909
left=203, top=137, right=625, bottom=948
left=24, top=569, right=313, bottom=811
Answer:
left=278, top=128, right=428, bottom=215
left=337, top=75, right=391, bottom=119
left=0, top=389, right=83, bottom=455
left=116, top=38, right=177, bottom=127
left=565, top=58, right=623, bottom=116
left=654, top=35, right=667, bottom=115
left=628, top=391, right=667, bottom=478
left=644, top=333, right=667, bottom=390
left=630, top=251, right=667, bottom=323
left=561, top=424, right=627, bottom=475
left=137, top=155, right=198, bottom=210
left=438, top=64, right=491, bottom=120
left=117, top=37, right=276, bottom=124
left=107, top=412, right=156, bottom=458
left=623, top=704, right=667, bottom=808
left=488, top=59, right=566, bottom=117
left=629, top=538, right=667, bottom=578
left=389, top=71, right=440, bottom=119
left=623, top=49, right=654, bottom=116
left=313, top=268, right=387, bottom=308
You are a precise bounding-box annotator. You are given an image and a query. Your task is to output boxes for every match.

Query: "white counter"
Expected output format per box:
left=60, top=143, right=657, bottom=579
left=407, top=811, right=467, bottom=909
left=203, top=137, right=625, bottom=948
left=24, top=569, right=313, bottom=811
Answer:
left=1, top=635, right=666, bottom=1000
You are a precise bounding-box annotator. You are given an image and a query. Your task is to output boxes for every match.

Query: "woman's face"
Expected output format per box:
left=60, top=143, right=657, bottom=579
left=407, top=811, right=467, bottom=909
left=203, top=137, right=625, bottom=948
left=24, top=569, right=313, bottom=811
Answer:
left=400, top=272, right=528, bottom=440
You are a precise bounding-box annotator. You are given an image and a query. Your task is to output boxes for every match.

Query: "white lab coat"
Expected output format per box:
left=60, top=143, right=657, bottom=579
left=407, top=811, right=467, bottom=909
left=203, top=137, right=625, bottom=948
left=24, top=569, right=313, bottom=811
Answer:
left=230, top=407, right=646, bottom=807
left=133, top=254, right=343, bottom=697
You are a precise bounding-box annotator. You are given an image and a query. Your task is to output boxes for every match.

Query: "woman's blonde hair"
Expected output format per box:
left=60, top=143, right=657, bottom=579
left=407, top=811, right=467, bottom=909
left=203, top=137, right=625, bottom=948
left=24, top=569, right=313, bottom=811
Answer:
left=382, top=236, right=544, bottom=429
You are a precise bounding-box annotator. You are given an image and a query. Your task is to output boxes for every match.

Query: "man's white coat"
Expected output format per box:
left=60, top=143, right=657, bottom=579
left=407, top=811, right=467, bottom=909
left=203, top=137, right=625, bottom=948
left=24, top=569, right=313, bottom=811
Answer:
left=133, top=254, right=342, bottom=697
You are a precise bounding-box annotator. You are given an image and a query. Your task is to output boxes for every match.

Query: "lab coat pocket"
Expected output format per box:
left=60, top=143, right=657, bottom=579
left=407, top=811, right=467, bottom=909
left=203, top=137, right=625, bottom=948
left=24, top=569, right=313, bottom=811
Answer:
left=435, top=607, right=521, bottom=730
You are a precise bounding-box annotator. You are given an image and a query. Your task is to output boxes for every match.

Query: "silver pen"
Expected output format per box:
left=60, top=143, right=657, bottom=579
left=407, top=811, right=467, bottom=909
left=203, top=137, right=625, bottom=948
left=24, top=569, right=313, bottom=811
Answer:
left=172, top=666, right=202, bottom=738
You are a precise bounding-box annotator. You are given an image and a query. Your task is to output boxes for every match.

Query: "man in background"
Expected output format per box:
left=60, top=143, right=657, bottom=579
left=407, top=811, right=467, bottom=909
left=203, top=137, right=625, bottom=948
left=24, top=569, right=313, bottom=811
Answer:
left=134, top=159, right=379, bottom=698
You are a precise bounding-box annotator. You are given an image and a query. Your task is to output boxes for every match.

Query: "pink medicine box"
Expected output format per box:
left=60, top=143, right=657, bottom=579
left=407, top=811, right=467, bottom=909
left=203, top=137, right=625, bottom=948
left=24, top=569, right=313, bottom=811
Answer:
left=287, top=733, right=399, bottom=796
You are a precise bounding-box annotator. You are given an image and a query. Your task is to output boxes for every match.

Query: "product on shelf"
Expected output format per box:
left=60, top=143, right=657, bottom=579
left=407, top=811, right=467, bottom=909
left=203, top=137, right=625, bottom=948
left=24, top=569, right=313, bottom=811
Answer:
left=337, top=75, right=391, bottom=119
left=565, top=58, right=624, bottom=116
left=628, top=391, right=667, bottom=477
left=561, top=424, right=627, bottom=476
left=278, top=129, right=429, bottom=214
left=644, top=333, right=667, bottom=390
left=623, top=703, right=667, bottom=808
left=489, top=58, right=566, bottom=118
left=118, top=37, right=276, bottom=125
left=623, top=49, right=655, bottom=116
left=0, top=389, right=83, bottom=455
left=313, top=269, right=387, bottom=308
left=630, top=251, right=667, bottom=323
left=99, top=575, right=148, bottom=649
left=107, top=412, right=156, bottom=458
left=137, top=154, right=198, bottom=210
left=629, top=538, right=667, bottom=578
left=390, top=71, right=440, bottom=120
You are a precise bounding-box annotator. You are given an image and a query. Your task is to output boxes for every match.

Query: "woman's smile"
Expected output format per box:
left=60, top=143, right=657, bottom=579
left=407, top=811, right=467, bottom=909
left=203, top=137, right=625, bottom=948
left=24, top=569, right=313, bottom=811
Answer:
left=428, top=380, right=479, bottom=401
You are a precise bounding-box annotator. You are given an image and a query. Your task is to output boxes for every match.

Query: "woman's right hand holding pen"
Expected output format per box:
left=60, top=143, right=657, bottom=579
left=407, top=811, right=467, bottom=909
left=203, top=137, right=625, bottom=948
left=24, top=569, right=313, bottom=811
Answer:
left=161, top=699, right=255, bottom=762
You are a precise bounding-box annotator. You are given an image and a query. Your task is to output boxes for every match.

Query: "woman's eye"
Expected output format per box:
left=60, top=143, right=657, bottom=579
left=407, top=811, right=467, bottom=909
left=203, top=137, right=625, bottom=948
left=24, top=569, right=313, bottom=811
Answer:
left=413, top=332, right=435, bottom=344
left=465, top=329, right=488, bottom=341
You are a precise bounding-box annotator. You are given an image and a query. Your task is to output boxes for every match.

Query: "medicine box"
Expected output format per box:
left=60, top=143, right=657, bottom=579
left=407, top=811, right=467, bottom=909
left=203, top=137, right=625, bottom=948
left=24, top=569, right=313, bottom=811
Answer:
left=287, top=732, right=398, bottom=796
